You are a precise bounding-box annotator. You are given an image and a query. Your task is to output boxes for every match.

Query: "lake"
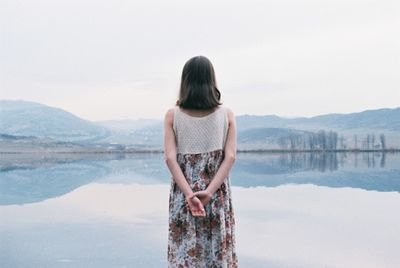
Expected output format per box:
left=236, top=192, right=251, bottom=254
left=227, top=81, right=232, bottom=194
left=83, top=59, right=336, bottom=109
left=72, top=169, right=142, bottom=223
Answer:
left=1, top=152, right=399, bottom=268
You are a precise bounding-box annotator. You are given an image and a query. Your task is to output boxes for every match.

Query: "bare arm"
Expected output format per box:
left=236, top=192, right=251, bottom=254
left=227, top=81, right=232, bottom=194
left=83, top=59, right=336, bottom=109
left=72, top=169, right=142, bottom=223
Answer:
left=189, top=108, right=237, bottom=205
left=164, top=108, right=206, bottom=216
left=205, top=108, right=237, bottom=195
left=163, top=108, right=194, bottom=198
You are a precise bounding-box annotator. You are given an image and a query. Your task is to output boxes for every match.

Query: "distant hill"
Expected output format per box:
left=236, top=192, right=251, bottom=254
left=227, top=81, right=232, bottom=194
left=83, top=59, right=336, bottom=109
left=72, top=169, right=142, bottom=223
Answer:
left=1, top=100, right=399, bottom=151
left=96, top=118, right=160, bottom=131
left=0, top=133, right=87, bottom=153
left=236, top=107, right=400, bottom=132
left=0, top=100, right=111, bottom=143
left=238, top=127, right=314, bottom=142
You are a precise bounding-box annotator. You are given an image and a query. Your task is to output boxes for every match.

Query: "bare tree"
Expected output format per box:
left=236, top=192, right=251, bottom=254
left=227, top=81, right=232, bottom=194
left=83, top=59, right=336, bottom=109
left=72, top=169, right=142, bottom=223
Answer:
left=318, top=130, right=326, bottom=150
left=380, top=133, right=386, bottom=149
left=371, top=134, right=375, bottom=149
left=354, top=134, right=358, bottom=149
left=308, top=134, right=315, bottom=150
left=328, top=130, right=338, bottom=150
left=366, top=134, right=370, bottom=149
left=339, top=135, right=346, bottom=149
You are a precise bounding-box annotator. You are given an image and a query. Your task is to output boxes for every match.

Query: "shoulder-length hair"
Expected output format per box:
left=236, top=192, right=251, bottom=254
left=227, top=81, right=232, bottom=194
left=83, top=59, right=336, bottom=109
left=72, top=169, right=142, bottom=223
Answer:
left=176, top=55, right=222, bottom=109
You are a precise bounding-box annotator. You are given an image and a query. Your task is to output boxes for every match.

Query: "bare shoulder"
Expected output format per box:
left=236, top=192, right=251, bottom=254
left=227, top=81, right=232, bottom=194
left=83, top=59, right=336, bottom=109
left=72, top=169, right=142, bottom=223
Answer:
left=164, top=107, right=176, bottom=123
left=223, top=106, right=235, bottom=123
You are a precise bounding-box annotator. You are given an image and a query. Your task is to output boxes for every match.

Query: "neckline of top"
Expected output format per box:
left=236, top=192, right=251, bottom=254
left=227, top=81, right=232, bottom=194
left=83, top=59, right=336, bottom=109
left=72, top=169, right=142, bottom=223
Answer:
left=177, top=106, right=222, bottom=119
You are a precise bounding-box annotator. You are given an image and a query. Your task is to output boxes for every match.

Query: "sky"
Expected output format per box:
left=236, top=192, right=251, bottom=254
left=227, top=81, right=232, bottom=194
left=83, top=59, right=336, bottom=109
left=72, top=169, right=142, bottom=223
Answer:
left=1, top=0, right=399, bottom=121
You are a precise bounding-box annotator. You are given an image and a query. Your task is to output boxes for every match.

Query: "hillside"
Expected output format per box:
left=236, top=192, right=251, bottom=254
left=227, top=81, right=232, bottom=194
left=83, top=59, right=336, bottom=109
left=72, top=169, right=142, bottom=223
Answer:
left=0, top=100, right=111, bottom=143
left=1, top=100, right=399, bottom=151
left=236, top=107, right=400, bottom=132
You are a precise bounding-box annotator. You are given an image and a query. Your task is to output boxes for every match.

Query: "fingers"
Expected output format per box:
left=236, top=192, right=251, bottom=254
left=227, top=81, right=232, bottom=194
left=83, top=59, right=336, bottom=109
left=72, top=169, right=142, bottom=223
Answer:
left=191, top=209, right=206, bottom=217
left=189, top=207, right=202, bottom=216
left=187, top=202, right=206, bottom=217
left=192, top=203, right=205, bottom=214
left=186, top=194, right=207, bottom=217
left=195, top=206, right=206, bottom=216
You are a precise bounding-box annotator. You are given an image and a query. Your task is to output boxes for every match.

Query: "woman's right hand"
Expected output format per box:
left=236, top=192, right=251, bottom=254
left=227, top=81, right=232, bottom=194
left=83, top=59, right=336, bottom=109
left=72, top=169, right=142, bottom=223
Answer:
left=191, top=189, right=213, bottom=207
left=186, top=195, right=206, bottom=217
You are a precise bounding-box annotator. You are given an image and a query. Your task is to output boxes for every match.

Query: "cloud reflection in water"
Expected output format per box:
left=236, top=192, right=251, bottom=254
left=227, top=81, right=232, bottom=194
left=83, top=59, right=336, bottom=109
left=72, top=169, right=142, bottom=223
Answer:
left=1, top=182, right=399, bottom=267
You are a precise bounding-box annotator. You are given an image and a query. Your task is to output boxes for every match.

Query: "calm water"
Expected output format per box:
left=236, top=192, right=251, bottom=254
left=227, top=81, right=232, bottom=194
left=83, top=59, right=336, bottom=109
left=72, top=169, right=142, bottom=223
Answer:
left=1, top=152, right=399, bottom=268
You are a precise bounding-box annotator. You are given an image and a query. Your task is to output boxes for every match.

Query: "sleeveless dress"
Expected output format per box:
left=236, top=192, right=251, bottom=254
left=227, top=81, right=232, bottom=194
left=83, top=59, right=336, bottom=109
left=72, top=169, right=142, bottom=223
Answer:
left=167, top=105, right=238, bottom=268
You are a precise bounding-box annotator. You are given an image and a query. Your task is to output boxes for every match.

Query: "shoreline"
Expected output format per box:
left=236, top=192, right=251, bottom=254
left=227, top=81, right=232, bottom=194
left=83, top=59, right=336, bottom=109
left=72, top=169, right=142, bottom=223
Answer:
left=1, top=148, right=400, bottom=154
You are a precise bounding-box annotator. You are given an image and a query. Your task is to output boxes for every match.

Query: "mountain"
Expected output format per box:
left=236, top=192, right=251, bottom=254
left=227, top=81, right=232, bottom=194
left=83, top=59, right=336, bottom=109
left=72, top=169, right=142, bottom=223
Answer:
left=94, top=118, right=163, bottom=148
left=234, top=107, right=400, bottom=149
left=1, top=99, right=399, bottom=150
left=0, top=133, right=86, bottom=153
left=236, top=127, right=315, bottom=150
left=308, top=108, right=400, bottom=131
left=0, top=100, right=111, bottom=143
left=236, top=107, right=400, bottom=132
left=95, top=118, right=160, bottom=131
left=0, top=100, right=163, bottom=150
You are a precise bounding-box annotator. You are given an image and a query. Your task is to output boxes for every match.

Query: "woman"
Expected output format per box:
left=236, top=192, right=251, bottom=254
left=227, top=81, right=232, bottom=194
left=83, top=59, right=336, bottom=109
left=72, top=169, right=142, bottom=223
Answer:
left=163, top=55, right=238, bottom=267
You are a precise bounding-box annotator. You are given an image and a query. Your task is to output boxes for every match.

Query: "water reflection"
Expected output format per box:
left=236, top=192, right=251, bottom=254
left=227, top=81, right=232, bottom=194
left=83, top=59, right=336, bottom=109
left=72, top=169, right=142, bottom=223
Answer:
left=0, top=153, right=165, bottom=205
left=239, top=151, right=390, bottom=173
left=1, top=151, right=392, bottom=173
left=1, top=152, right=399, bottom=206
left=1, top=183, right=399, bottom=267
left=233, top=152, right=400, bottom=192
left=0, top=183, right=169, bottom=268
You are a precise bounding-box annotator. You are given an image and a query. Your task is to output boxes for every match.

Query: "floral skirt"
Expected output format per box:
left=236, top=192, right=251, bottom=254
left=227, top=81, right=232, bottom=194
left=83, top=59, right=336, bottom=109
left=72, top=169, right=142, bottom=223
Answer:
left=167, top=149, right=238, bottom=268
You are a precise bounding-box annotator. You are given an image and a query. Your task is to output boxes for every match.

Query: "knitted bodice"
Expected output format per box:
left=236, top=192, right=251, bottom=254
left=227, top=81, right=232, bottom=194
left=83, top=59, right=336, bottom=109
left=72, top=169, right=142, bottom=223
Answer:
left=172, top=105, right=229, bottom=154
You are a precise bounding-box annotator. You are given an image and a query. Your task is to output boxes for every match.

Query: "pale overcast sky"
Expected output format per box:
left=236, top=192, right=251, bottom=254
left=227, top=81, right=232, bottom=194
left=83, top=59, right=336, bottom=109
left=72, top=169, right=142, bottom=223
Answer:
left=1, top=0, right=399, bottom=121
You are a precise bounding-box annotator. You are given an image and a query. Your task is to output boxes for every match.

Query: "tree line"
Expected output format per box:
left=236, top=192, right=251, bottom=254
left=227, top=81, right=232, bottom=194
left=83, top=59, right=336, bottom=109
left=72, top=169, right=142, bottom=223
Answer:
left=277, top=130, right=387, bottom=150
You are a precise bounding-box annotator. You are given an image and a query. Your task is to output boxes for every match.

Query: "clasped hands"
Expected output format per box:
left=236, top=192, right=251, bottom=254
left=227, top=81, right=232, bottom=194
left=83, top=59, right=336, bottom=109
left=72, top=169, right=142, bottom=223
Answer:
left=185, top=189, right=213, bottom=217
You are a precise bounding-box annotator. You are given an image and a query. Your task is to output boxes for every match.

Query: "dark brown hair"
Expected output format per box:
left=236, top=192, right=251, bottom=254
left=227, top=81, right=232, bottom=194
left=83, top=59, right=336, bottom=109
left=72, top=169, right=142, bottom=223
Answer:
left=176, top=55, right=222, bottom=109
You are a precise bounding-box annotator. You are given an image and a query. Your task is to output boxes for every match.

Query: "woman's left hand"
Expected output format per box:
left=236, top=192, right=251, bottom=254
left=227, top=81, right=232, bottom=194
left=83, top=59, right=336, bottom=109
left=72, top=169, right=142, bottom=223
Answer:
left=190, top=190, right=213, bottom=206
left=186, top=195, right=206, bottom=217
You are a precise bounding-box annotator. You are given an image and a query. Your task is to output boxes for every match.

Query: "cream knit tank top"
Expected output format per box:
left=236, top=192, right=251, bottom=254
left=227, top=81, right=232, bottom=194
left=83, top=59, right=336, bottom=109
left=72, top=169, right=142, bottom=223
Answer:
left=173, top=105, right=229, bottom=154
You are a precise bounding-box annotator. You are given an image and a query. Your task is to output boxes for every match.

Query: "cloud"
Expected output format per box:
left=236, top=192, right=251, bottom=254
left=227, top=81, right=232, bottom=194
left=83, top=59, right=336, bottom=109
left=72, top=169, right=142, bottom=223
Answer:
left=1, top=0, right=399, bottom=120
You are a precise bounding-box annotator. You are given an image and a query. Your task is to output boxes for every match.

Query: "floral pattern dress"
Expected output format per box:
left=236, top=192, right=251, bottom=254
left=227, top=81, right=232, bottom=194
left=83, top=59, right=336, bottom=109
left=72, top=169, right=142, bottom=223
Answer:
left=167, top=148, right=238, bottom=268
